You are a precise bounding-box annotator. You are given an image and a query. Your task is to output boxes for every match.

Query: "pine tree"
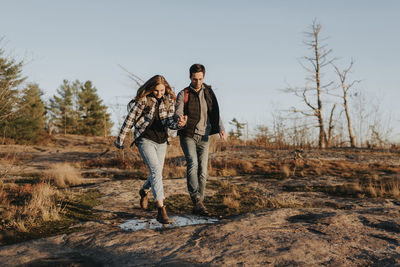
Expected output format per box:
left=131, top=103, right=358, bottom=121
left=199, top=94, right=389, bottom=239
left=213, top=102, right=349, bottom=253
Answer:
left=48, top=80, right=80, bottom=134
left=77, top=81, right=112, bottom=136
left=0, top=41, right=26, bottom=138
left=229, top=118, right=245, bottom=139
left=8, top=83, right=46, bottom=143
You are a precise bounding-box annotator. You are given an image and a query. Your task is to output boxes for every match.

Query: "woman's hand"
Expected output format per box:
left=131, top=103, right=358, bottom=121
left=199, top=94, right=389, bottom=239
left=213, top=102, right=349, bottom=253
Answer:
left=114, top=139, right=124, bottom=149
left=177, top=115, right=188, bottom=127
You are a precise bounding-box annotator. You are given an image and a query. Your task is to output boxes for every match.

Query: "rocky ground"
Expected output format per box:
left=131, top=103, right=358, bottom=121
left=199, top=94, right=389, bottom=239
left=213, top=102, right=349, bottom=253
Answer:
left=1, top=135, right=400, bottom=266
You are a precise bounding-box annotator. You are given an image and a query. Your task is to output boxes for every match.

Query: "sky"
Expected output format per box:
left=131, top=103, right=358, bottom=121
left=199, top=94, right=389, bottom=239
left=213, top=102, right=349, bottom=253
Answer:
left=1, top=0, right=400, bottom=141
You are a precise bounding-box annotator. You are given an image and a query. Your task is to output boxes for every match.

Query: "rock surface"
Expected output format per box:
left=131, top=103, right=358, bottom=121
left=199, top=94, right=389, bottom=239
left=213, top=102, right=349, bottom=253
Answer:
left=1, top=177, right=400, bottom=266
left=1, top=136, right=400, bottom=266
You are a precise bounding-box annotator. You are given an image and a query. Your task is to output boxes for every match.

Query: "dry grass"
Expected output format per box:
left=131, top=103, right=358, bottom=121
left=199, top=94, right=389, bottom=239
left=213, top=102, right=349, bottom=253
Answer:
left=210, top=158, right=255, bottom=177
left=24, top=182, right=61, bottom=222
left=207, top=180, right=307, bottom=215
left=217, top=181, right=242, bottom=210
left=0, top=181, right=63, bottom=233
left=280, top=164, right=291, bottom=178
left=306, top=175, right=400, bottom=200
left=13, top=218, right=28, bottom=232
left=389, top=180, right=400, bottom=197
left=164, top=166, right=186, bottom=178
left=265, top=195, right=304, bottom=209
left=222, top=196, right=240, bottom=210
left=0, top=181, right=8, bottom=207
left=46, top=163, right=84, bottom=188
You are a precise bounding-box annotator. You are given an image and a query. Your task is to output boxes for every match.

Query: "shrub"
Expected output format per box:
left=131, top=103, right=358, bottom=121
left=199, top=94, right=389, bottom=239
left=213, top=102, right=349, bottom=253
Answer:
left=46, top=163, right=83, bottom=187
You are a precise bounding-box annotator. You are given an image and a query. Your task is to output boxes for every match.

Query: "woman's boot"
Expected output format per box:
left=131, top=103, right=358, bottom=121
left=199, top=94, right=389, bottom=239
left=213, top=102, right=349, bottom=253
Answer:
left=157, top=205, right=172, bottom=224
left=139, top=189, right=149, bottom=210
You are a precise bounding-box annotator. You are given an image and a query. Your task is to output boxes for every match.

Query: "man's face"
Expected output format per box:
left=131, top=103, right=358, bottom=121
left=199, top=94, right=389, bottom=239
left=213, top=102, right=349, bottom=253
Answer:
left=190, top=72, right=204, bottom=90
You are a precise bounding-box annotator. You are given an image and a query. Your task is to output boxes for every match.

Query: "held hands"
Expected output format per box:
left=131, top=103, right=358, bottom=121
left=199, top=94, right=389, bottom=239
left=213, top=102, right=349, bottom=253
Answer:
left=177, top=115, right=188, bottom=127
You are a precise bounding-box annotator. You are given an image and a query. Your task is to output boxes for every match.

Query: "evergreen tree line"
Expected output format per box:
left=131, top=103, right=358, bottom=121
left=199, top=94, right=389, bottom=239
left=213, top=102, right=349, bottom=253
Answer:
left=0, top=43, right=113, bottom=144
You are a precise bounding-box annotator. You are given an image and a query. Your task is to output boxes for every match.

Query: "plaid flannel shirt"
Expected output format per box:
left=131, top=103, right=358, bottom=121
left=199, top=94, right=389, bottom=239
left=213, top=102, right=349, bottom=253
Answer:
left=115, top=96, right=180, bottom=147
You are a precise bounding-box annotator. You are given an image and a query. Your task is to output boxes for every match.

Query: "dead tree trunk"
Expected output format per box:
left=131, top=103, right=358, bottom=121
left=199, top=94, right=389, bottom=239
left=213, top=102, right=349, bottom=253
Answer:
left=313, top=27, right=328, bottom=148
left=332, top=60, right=359, bottom=148
left=285, top=20, right=335, bottom=149
left=327, top=104, right=336, bottom=147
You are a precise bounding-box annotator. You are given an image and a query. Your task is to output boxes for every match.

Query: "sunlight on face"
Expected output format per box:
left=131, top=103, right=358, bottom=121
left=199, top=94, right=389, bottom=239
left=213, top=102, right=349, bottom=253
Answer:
left=190, top=72, right=204, bottom=90
left=153, top=83, right=165, bottom=99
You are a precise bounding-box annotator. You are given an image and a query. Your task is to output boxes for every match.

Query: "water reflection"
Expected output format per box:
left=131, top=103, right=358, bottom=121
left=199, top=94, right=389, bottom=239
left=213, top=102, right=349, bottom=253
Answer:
left=119, top=215, right=218, bottom=231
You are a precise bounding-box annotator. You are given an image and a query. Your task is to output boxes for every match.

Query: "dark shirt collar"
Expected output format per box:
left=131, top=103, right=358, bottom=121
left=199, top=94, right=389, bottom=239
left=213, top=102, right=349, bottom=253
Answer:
left=189, top=84, right=204, bottom=92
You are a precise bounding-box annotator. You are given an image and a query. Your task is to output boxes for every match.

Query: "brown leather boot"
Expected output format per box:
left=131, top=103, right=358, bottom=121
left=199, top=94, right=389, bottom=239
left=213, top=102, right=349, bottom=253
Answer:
left=139, top=189, right=149, bottom=210
left=157, top=205, right=172, bottom=224
left=192, top=198, right=209, bottom=216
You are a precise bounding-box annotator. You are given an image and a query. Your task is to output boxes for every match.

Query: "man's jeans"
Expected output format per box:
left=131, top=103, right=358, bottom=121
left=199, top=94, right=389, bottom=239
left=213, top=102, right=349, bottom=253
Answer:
left=136, top=138, right=167, bottom=201
left=180, top=134, right=210, bottom=203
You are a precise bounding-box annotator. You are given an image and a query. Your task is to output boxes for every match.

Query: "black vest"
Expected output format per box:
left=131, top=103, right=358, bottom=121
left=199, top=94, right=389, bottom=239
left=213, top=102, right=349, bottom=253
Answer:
left=178, top=85, right=220, bottom=137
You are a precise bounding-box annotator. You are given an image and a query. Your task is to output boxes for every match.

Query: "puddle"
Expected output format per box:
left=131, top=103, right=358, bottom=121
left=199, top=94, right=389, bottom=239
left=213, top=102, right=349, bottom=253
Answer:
left=119, top=215, right=219, bottom=231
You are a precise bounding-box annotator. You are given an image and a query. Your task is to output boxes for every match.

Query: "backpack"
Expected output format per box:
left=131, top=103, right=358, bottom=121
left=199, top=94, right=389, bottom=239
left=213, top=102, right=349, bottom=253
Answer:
left=184, top=88, right=190, bottom=105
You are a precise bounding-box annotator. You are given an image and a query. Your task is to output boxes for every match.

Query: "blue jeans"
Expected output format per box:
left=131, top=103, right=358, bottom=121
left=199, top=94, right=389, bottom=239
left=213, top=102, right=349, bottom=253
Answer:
left=136, top=138, right=167, bottom=201
left=180, top=134, right=210, bottom=203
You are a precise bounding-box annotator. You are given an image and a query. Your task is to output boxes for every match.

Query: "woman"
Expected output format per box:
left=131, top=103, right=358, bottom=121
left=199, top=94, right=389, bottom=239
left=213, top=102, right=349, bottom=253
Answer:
left=114, top=75, right=187, bottom=224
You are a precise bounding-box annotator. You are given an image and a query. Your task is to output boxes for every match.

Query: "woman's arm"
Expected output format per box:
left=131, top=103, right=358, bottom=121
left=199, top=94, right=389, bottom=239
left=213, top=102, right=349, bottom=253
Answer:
left=115, top=98, right=146, bottom=148
left=164, top=97, right=186, bottom=130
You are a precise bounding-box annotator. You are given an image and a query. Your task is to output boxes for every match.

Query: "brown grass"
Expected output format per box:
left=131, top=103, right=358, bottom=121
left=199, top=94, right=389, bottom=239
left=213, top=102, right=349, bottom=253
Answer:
left=336, top=174, right=400, bottom=199
left=24, top=182, right=61, bottom=222
left=210, top=158, right=255, bottom=177
left=222, top=196, right=240, bottom=210
left=265, top=195, right=304, bottom=209
left=46, top=163, right=84, bottom=188
left=0, top=181, right=8, bottom=207
left=280, top=164, right=291, bottom=178
left=292, top=175, right=400, bottom=200
left=0, top=182, right=63, bottom=232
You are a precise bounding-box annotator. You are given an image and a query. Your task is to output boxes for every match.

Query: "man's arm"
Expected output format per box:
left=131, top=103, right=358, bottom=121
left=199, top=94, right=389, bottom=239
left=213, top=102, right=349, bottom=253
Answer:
left=218, top=117, right=225, bottom=133
left=175, top=90, right=185, bottom=117
left=218, top=117, right=227, bottom=140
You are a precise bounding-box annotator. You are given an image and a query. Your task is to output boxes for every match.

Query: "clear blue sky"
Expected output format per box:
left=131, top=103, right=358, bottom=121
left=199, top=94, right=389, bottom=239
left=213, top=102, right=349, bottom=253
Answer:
left=1, top=0, right=399, bottom=141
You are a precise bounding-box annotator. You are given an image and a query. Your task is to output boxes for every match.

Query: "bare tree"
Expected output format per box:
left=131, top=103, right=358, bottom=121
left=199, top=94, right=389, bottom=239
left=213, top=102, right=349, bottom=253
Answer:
left=118, top=64, right=144, bottom=87
left=332, top=60, right=360, bottom=147
left=285, top=20, right=336, bottom=148
left=327, top=104, right=336, bottom=147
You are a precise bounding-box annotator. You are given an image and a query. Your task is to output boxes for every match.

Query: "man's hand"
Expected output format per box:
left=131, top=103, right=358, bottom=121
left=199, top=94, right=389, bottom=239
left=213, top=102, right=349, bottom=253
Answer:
left=114, top=139, right=124, bottom=149
left=178, top=115, right=188, bottom=127
left=219, top=130, right=227, bottom=140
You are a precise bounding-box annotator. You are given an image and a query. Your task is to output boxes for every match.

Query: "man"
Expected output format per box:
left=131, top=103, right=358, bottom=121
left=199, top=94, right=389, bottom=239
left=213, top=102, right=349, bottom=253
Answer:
left=175, top=63, right=226, bottom=215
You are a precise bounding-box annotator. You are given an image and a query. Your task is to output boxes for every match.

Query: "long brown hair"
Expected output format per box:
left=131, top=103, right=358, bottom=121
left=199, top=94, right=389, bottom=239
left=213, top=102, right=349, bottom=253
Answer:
left=127, top=75, right=176, bottom=111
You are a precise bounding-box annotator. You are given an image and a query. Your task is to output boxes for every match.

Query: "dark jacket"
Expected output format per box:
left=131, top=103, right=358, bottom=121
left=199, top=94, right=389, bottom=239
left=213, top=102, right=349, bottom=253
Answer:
left=177, top=85, right=221, bottom=137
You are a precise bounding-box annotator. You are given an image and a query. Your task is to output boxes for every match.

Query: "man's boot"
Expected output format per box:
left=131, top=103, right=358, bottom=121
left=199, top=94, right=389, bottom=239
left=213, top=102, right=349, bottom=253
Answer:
left=157, top=205, right=172, bottom=224
left=139, top=189, right=149, bottom=210
left=192, top=198, right=209, bottom=216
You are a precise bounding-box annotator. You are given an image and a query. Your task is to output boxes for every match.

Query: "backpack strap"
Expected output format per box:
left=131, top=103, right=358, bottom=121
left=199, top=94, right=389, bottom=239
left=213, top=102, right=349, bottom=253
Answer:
left=184, top=88, right=189, bottom=105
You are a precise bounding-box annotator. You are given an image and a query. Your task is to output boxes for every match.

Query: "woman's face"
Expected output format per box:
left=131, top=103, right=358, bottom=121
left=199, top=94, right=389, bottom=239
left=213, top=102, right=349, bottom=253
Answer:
left=153, top=83, right=166, bottom=99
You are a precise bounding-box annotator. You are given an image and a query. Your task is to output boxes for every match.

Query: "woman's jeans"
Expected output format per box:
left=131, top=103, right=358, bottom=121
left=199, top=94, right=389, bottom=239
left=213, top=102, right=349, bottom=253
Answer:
left=136, top=138, right=167, bottom=201
left=179, top=134, right=210, bottom=203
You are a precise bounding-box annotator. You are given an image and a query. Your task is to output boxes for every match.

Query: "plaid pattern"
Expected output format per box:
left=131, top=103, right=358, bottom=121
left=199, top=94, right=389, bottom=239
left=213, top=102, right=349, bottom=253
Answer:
left=116, top=96, right=180, bottom=147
